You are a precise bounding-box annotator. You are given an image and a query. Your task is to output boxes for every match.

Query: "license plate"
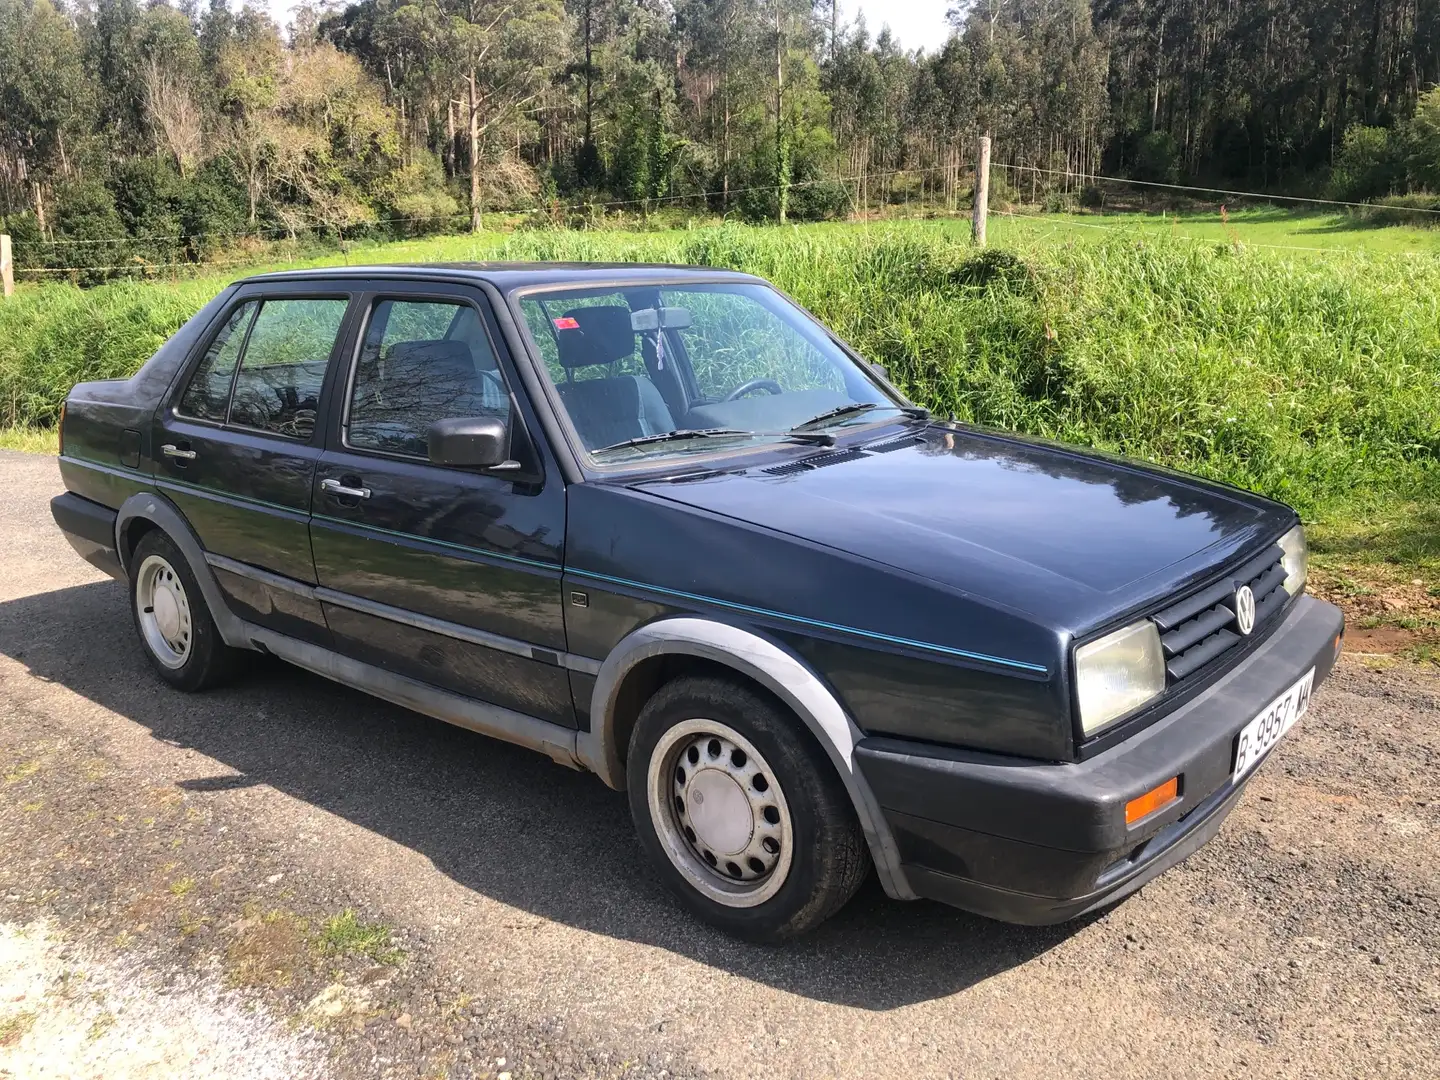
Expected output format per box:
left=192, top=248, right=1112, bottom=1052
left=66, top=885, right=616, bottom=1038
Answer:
left=1232, top=668, right=1314, bottom=783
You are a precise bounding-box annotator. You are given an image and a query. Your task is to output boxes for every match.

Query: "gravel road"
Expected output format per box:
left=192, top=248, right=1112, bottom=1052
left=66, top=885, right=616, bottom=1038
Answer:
left=1, top=449, right=1436, bottom=1079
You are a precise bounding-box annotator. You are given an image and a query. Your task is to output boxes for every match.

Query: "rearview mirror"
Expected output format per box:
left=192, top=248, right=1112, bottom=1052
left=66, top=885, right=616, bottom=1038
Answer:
left=630, top=307, right=692, bottom=331
left=427, top=416, right=510, bottom=469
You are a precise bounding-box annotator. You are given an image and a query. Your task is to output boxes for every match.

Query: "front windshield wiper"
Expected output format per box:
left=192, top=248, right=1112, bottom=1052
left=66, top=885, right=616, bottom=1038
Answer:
left=790, top=402, right=930, bottom=432
left=591, top=428, right=753, bottom=456
left=591, top=426, right=840, bottom=458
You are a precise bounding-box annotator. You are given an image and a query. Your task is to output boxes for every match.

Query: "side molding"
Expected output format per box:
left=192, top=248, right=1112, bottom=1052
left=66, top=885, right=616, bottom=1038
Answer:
left=114, top=491, right=253, bottom=650
left=246, top=625, right=582, bottom=769
left=580, top=617, right=916, bottom=900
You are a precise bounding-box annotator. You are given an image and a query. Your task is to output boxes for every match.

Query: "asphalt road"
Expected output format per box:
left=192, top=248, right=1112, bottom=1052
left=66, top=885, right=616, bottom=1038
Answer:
left=1, top=449, right=1437, bottom=1079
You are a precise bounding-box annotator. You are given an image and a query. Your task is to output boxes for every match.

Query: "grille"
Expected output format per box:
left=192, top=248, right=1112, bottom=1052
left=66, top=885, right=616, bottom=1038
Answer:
left=865, top=434, right=923, bottom=454
left=761, top=448, right=870, bottom=476
left=1149, top=545, right=1289, bottom=682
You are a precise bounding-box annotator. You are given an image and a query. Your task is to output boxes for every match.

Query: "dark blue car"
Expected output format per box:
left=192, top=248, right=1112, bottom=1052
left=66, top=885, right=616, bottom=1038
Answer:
left=51, top=263, right=1344, bottom=940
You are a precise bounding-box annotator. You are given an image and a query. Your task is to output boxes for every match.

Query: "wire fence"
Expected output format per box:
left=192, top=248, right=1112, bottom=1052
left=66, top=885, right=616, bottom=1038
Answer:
left=5, top=158, right=1434, bottom=281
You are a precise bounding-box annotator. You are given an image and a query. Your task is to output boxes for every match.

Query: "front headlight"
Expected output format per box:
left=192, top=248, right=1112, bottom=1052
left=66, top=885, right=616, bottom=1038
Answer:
left=1075, top=620, right=1166, bottom=736
left=1279, top=524, right=1308, bottom=596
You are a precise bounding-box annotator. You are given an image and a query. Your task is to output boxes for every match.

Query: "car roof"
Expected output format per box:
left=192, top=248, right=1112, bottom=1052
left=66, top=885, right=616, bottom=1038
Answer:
left=236, top=262, right=767, bottom=292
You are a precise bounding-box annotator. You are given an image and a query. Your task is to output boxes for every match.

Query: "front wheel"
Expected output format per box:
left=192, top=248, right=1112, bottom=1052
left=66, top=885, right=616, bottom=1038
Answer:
left=627, top=675, right=870, bottom=941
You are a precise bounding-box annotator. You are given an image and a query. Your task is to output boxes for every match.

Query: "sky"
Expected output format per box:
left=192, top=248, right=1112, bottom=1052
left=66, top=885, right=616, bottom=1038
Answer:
left=262, top=0, right=955, bottom=55
left=849, top=0, right=953, bottom=52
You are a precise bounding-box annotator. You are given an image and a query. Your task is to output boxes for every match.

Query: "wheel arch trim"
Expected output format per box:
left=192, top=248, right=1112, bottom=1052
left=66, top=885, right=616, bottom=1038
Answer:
left=114, top=491, right=253, bottom=650
left=579, top=616, right=915, bottom=900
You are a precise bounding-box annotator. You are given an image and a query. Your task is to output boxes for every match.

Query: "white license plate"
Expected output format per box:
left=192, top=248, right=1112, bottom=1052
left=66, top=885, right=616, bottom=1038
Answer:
left=1232, top=668, right=1314, bottom=783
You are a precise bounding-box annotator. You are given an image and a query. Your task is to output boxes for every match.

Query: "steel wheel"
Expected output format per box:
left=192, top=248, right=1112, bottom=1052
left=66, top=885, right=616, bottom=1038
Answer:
left=646, top=718, right=795, bottom=908
left=134, top=553, right=193, bottom=670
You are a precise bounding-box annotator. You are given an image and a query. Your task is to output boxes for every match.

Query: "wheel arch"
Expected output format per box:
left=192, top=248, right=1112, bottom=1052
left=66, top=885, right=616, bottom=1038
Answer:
left=579, top=617, right=915, bottom=900
left=114, top=491, right=252, bottom=650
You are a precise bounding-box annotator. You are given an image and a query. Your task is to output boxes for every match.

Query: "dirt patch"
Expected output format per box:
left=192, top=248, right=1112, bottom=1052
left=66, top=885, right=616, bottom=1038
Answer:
left=0, top=920, right=324, bottom=1079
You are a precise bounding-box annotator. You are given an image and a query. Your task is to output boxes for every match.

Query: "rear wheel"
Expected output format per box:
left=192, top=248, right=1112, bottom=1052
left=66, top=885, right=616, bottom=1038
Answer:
left=627, top=675, right=870, bottom=941
left=129, top=530, right=244, bottom=691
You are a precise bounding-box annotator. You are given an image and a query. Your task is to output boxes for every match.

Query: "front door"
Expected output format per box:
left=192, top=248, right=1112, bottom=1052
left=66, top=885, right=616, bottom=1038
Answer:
left=154, top=287, right=355, bottom=644
left=308, top=285, right=573, bottom=726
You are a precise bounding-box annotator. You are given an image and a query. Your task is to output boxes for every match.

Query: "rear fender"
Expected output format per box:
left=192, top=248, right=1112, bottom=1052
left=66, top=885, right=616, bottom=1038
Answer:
left=114, top=491, right=253, bottom=650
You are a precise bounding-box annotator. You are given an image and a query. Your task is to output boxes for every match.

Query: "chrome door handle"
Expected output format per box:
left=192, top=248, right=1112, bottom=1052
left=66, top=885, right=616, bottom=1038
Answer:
left=161, top=444, right=197, bottom=461
left=321, top=478, right=371, bottom=499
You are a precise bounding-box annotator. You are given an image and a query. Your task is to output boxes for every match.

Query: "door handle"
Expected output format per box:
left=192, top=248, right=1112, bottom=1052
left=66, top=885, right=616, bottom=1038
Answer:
left=321, top=477, right=371, bottom=499
left=161, top=443, right=197, bottom=461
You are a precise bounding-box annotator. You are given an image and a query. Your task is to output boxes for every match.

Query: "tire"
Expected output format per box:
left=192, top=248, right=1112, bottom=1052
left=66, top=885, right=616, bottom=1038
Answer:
left=128, top=530, right=245, bottom=692
left=627, top=674, right=871, bottom=941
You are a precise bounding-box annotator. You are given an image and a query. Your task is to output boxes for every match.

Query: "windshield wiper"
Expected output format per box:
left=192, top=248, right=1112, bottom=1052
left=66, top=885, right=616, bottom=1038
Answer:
left=790, top=402, right=930, bottom=432
left=591, top=428, right=753, bottom=456
left=592, top=426, right=841, bottom=458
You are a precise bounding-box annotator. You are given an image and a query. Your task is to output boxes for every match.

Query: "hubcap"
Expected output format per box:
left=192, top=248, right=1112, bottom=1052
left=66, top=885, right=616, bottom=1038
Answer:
left=135, top=554, right=192, bottom=669
left=647, top=719, right=794, bottom=908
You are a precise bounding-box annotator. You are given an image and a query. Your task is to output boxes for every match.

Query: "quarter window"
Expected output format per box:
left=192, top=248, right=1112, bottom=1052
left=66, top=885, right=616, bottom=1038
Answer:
left=228, top=299, right=349, bottom=439
left=346, top=299, right=511, bottom=459
left=178, top=300, right=257, bottom=422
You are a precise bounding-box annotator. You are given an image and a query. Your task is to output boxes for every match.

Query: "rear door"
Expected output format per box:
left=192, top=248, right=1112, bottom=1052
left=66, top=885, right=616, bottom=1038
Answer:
left=154, top=284, right=356, bottom=644
left=308, top=282, right=574, bottom=726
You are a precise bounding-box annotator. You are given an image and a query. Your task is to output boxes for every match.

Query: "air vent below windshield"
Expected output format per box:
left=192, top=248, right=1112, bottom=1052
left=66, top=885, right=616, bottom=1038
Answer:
left=761, top=448, right=870, bottom=477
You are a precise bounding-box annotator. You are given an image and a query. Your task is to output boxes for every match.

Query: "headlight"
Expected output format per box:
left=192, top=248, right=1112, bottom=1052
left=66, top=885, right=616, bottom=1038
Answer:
left=1075, top=621, right=1166, bottom=735
left=1279, top=524, right=1308, bottom=596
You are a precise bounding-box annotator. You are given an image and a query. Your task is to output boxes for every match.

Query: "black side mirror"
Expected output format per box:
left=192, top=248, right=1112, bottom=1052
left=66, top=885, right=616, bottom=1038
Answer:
left=427, top=416, right=511, bottom=469
left=870, top=362, right=889, bottom=381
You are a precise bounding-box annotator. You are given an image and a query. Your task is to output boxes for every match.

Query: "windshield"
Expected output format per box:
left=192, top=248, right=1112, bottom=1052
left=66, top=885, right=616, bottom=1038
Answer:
left=517, top=282, right=910, bottom=463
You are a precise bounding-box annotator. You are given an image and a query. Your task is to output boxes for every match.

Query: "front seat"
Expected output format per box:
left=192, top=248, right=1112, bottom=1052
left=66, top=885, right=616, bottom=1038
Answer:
left=553, top=306, right=675, bottom=449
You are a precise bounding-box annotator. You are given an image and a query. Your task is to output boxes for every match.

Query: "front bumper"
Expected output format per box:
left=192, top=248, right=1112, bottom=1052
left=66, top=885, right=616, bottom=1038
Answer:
left=855, top=593, right=1345, bottom=924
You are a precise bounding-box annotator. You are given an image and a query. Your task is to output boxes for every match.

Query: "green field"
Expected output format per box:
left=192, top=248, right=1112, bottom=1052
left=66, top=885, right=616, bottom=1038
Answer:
left=3, top=212, right=1439, bottom=641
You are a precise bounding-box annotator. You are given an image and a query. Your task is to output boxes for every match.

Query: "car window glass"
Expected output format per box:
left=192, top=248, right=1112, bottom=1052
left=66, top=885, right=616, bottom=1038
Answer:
left=178, top=300, right=257, bottom=422
left=519, top=291, right=648, bottom=383
left=664, top=288, right=846, bottom=401
left=228, top=298, right=348, bottom=439
left=347, top=299, right=512, bottom=459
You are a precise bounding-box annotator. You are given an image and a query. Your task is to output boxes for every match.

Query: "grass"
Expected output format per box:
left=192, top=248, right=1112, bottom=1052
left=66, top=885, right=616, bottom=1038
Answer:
left=315, top=910, right=402, bottom=965
left=986, top=206, right=1440, bottom=254
left=0, top=1009, right=37, bottom=1048
left=3, top=209, right=1439, bottom=645
left=0, top=426, right=58, bottom=454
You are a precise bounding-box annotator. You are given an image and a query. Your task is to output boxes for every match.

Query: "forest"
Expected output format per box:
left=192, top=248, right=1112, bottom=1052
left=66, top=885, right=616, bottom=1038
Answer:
left=2, top=0, right=1439, bottom=272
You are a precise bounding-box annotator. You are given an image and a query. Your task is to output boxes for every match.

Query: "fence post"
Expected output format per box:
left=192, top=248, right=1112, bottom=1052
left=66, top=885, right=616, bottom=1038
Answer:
left=972, top=135, right=991, bottom=247
left=1, top=234, right=12, bottom=298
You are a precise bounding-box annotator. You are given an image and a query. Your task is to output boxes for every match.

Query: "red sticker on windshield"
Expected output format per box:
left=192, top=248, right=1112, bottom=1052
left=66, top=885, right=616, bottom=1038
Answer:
left=553, top=316, right=580, bottom=330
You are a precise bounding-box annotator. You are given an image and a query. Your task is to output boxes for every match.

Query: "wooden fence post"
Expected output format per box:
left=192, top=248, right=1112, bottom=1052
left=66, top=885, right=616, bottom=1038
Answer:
left=972, top=135, right=991, bottom=247
left=1, top=234, right=12, bottom=298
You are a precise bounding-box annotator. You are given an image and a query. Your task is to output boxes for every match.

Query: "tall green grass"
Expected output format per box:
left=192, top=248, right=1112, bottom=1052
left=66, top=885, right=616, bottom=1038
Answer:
left=3, top=222, right=1438, bottom=519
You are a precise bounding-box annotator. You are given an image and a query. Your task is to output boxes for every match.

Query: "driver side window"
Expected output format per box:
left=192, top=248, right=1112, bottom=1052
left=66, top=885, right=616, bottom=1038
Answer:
left=666, top=289, right=845, bottom=402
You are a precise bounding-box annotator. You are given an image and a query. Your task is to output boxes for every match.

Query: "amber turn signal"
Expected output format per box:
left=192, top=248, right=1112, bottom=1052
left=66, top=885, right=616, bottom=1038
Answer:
left=1125, top=776, right=1180, bottom=825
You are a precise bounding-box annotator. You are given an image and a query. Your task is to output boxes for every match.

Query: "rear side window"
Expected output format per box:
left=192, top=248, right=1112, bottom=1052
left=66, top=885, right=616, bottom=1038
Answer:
left=179, top=301, right=257, bottom=422
left=227, top=299, right=349, bottom=439
left=346, top=298, right=511, bottom=458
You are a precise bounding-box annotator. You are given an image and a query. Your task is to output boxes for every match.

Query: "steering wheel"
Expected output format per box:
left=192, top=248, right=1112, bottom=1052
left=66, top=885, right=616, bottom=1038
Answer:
left=723, top=378, right=784, bottom=402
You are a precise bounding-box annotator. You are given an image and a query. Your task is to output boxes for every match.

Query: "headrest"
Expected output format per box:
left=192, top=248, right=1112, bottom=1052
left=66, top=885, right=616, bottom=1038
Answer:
left=384, top=340, right=477, bottom=384
left=555, top=306, right=635, bottom=368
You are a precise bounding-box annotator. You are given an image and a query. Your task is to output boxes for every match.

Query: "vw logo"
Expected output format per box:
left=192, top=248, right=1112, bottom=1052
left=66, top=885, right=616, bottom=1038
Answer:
left=1234, top=585, right=1256, bottom=635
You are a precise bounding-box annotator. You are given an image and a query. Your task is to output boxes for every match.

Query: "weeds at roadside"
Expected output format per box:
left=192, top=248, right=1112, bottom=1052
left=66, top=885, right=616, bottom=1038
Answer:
left=0, top=1009, right=36, bottom=1048
left=316, top=910, right=403, bottom=966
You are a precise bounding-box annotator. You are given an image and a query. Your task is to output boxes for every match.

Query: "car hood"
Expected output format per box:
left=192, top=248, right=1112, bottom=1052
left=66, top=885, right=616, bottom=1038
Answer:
left=632, top=425, right=1294, bottom=632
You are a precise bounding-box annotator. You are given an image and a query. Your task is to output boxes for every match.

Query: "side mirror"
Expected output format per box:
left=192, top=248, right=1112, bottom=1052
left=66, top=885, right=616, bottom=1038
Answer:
left=870, top=362, right=889, bottom=381
left=427, top=416, right=510, bottom=469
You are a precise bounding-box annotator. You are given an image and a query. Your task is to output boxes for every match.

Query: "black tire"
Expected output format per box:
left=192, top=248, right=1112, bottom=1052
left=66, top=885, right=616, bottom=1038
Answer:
left=128, top=530, right=245, bottom=692
left=627, top=674, right=871, bottom=941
